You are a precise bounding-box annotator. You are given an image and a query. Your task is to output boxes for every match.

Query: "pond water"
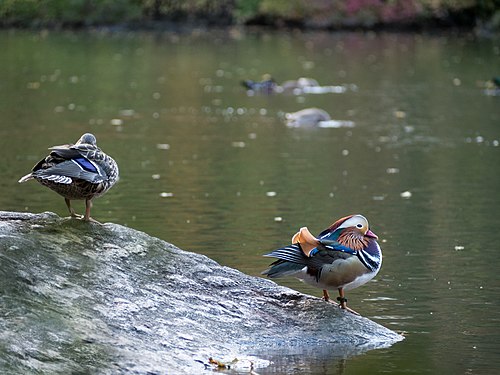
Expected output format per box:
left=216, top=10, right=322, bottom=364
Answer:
left=1, top=28, right=499, bottom=374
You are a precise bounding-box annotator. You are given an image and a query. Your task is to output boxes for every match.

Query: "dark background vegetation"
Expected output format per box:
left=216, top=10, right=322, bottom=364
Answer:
left=1, top=0, right=499, bottom=31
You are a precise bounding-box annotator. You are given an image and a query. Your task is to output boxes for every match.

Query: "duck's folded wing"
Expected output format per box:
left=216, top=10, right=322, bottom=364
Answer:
left=263, top=243, right=345, bottom=273
left=35, top=159, right=104, bottom=183
left=264, top=244, right=307, bottom=263
left=48, top=146, right=82, bottom=160
left=262, top=244, right=307, bottom=278
left=317, top=239, right=357, bottom=255
left=50, top=142, right=100, bottom=159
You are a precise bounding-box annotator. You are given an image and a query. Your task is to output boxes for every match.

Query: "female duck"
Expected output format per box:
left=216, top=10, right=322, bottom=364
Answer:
left=19, top=133, right=119, bottom=222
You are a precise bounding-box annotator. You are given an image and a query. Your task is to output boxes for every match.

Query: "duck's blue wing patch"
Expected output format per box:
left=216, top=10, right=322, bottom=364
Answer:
left=73, top=157, right=98, bottom=173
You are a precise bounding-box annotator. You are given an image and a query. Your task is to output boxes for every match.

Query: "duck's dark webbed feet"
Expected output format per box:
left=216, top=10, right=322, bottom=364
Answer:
left=336, top=296, right=348, bottom=307
left=337, top=296, right=360, bottom=315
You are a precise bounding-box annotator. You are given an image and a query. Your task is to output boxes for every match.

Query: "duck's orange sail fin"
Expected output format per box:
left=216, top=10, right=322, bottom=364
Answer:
left=291, top=227, right=319, bottom=257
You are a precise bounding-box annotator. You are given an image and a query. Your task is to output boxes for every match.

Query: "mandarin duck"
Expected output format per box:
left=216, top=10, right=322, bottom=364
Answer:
left=263, top=214, right=381, bottom=314
left=19, top=133, right=119, bottom=222
left=484, top=77, right=500, bottom=96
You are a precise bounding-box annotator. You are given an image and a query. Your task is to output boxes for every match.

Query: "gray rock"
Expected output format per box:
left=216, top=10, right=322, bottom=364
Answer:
left=0, top=211, right=402, bottom=374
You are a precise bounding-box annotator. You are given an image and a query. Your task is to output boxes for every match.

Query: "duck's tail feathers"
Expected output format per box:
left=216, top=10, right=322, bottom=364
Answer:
left=18, top=173, right=33, bottom=183
left=262, top=244, right=307, bottom=278
left=241, top=80, right=254, bottom=89
left=264, top=244, right=307, bottom=263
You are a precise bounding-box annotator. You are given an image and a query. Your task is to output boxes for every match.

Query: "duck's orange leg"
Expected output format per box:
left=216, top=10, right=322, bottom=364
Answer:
left=322, top=289, right=330, bottom=301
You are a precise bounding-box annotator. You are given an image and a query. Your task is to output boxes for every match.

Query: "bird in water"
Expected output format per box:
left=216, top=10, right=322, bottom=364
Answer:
left=18, top=133, right=119, bottom=222
left=241, top=74, right=277, bottom=94
left=284, top=107, right=331, bottom=127
left=262, top=214, right=382, bottom=315
left=483, top=76, right=500, bottom=96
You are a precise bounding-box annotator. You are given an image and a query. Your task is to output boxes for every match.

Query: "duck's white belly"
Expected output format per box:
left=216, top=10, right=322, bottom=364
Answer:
left=342, top=270, right=378, bottom=291
left=293, top=256, right=380, bottom=291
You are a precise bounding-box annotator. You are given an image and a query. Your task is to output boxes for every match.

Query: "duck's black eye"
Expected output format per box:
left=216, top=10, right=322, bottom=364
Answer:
left=356, top=223, right=363, bottom=228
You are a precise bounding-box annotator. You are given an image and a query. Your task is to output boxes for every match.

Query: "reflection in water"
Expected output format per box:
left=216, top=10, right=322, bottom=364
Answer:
left=1, top=29, right=499, bottom=374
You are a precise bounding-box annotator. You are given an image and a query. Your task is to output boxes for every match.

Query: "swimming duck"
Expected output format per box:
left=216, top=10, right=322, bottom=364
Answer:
left=18, top=133, right=119, bottom=222
left=280, top=77, right=320, bottom=93
left=263, top=214, right=382, bottom=314
left=241, top=74, right=277, bottom=94
left=285, top=107, right=331, bottom=127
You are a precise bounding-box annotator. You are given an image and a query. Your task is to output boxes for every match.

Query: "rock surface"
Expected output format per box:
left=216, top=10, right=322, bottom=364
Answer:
left=0, top=211, right=403, bottom=374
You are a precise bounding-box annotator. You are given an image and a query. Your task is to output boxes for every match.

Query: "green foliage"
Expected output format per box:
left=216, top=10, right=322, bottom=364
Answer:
left=0, top=0, right=499, bottom=28
left=488, top=9, right=500, bottom=28
left=0, top=0, right=142, bottom=26
left=259, top=0, right=308, bottom=20
left=0, top=0, right=40, bottom=25
left=234, top=0, right=261, bottom=22
left=140, top=0, right=234, bottom=23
